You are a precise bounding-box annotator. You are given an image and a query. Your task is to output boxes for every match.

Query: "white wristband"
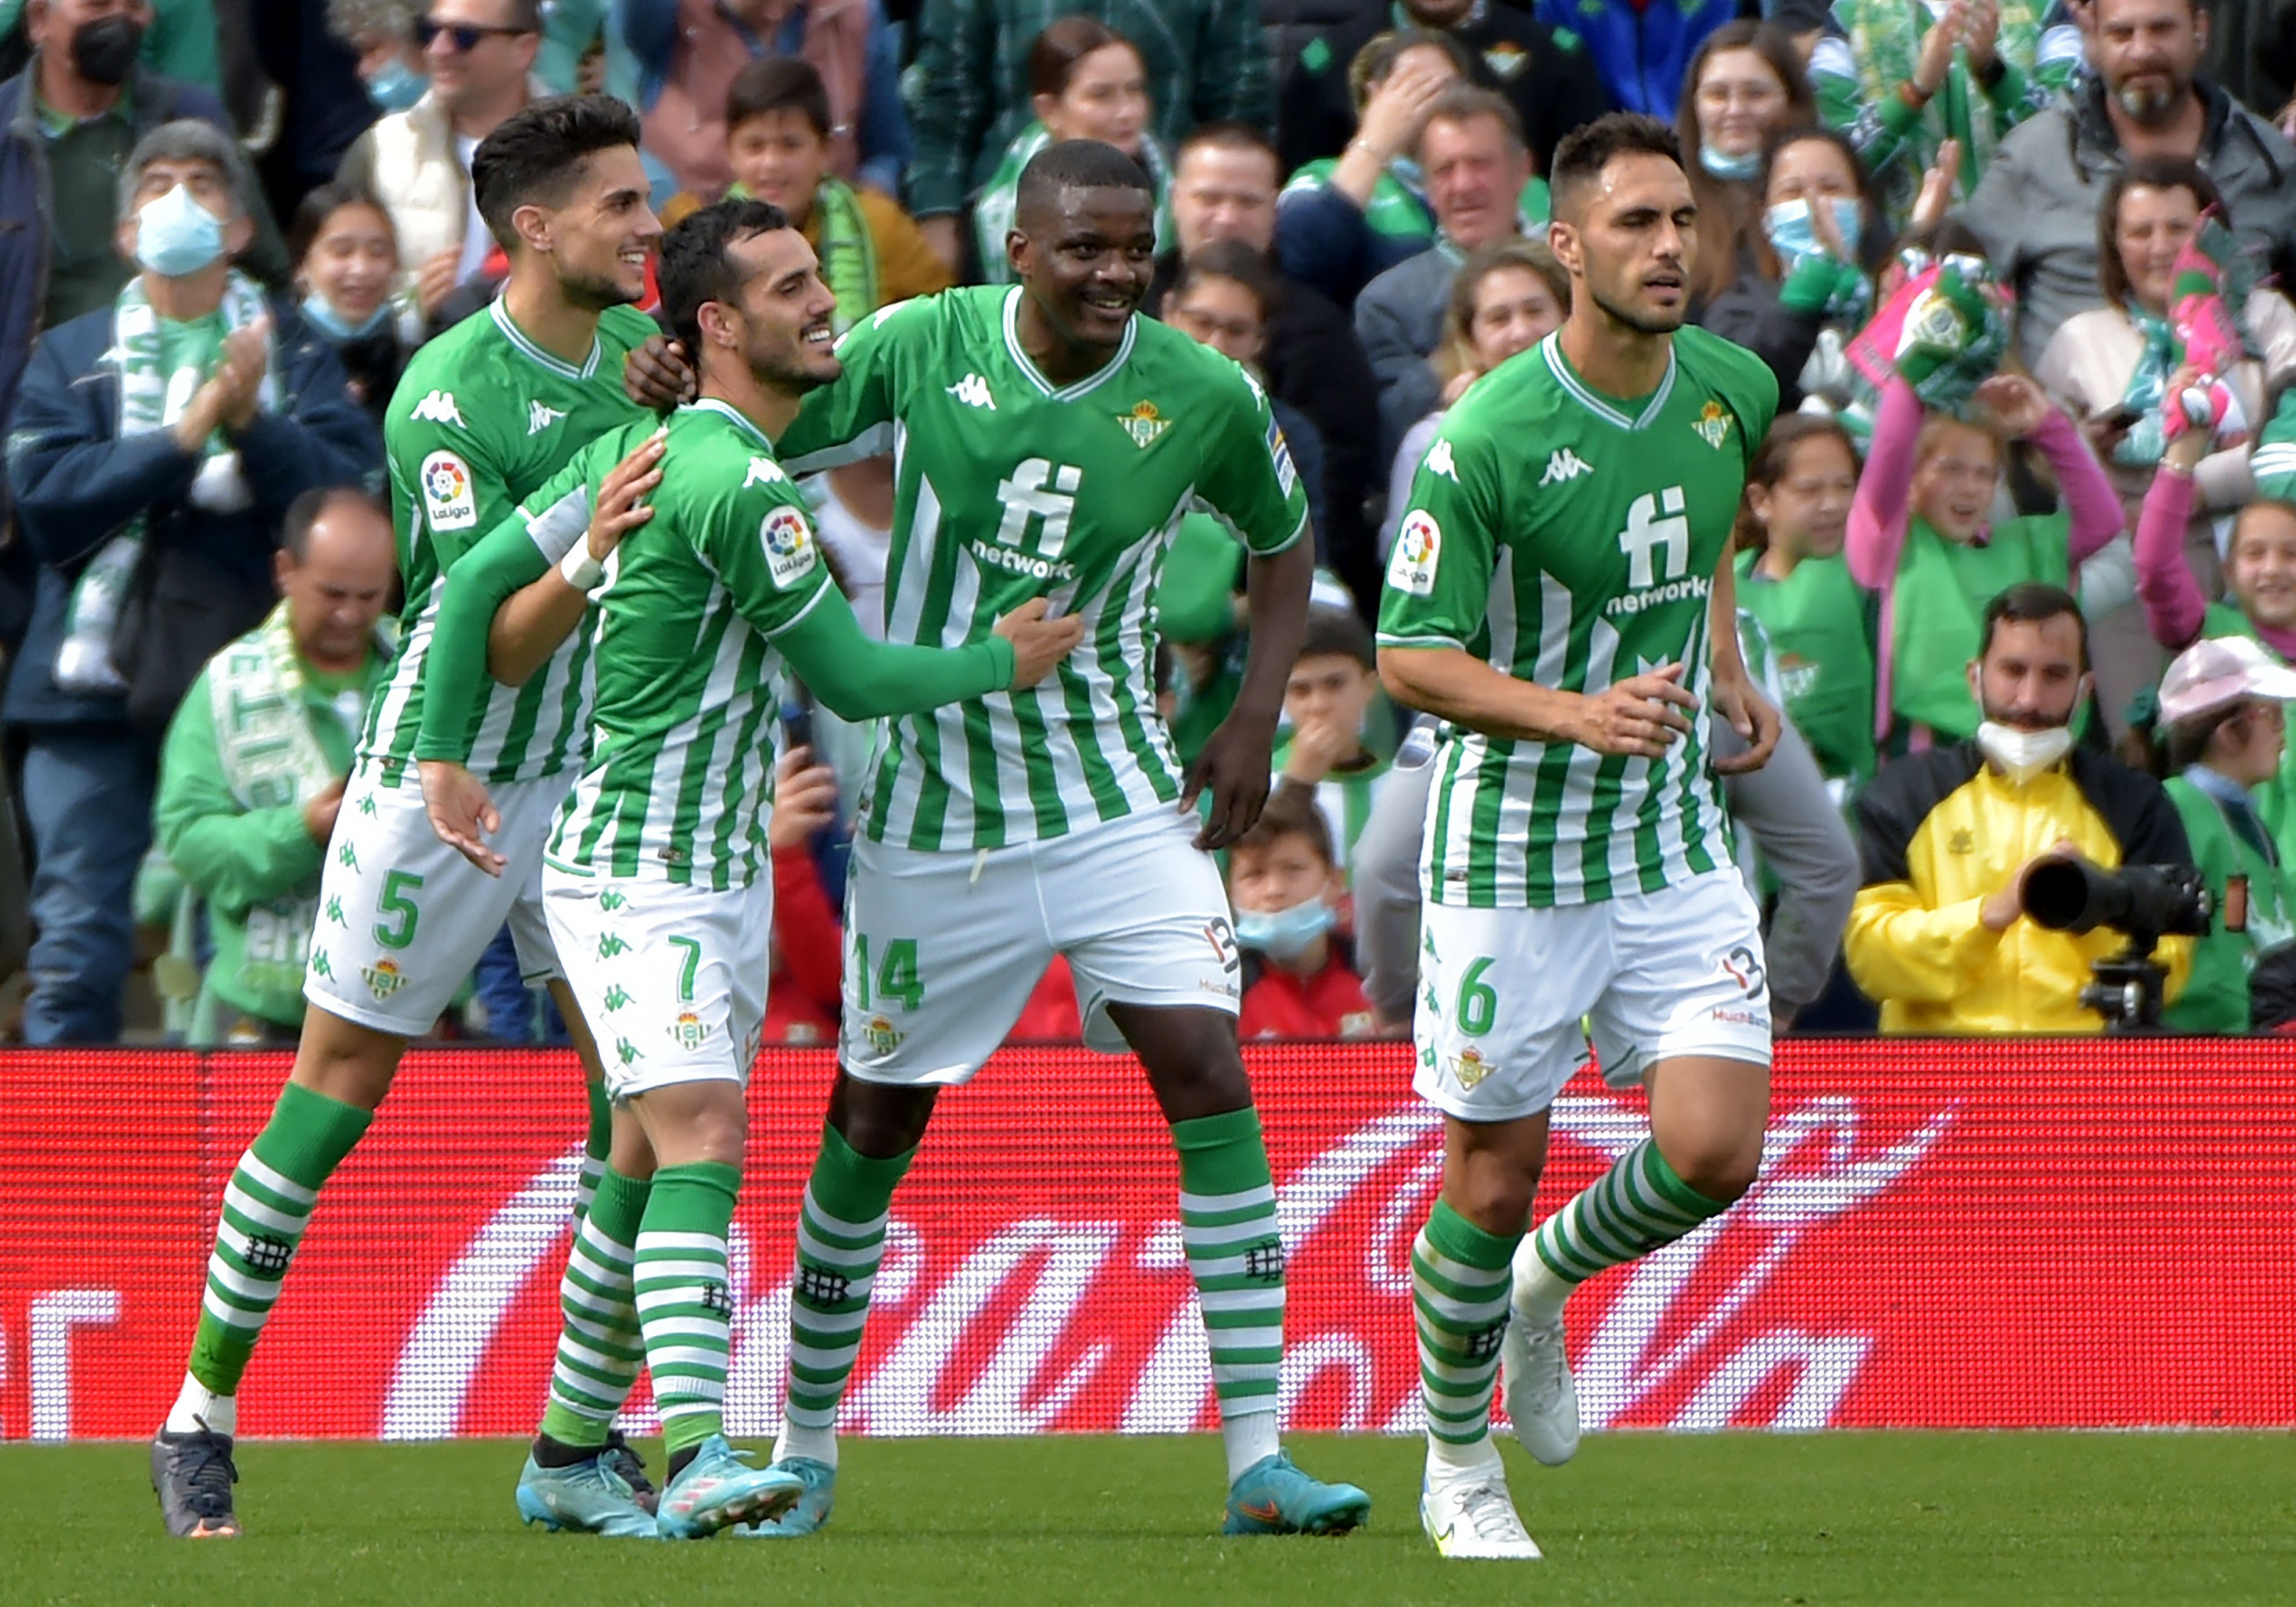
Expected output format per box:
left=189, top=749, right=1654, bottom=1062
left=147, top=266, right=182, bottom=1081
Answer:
left=559, top=541, right=606, bottom=593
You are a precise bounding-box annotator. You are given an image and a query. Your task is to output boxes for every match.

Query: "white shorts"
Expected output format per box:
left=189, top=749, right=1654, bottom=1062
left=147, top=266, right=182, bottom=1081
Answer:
left=303, top=760, right=567, bottom=1036
left=544, top=872, right=773, bottom=1100
left=840, top=807, right=1240, bottom=1084
left=1412, top=869, right=1773, bottom=1124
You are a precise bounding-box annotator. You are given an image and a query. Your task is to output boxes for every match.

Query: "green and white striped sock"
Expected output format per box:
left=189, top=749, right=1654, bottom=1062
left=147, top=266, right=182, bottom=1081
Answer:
left=1517, top=1139, right=1730, bottom=1322
left=1414, top=1200, right=1519, bottom=1466
left=633, top=1161, right=740, bottom=1456
left=573, top=1079, right=612, bottom=1222
left=776, top=1125, right=914, bottom=1469
left=537, top=1166, right=650, bottom=1448
left=1174, top=1108, right=1286, bottom=1480
left=180, top=1082, right=372, bottom=1417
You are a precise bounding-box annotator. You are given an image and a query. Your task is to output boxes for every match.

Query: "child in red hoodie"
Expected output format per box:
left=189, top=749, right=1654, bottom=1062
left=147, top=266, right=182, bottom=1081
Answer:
left=1229, top=788, right=1376, bottom=1039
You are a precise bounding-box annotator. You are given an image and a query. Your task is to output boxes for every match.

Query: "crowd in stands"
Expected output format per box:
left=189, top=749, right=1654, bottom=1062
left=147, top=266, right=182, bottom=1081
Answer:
left=6, top=0, right=2296, bottom=1048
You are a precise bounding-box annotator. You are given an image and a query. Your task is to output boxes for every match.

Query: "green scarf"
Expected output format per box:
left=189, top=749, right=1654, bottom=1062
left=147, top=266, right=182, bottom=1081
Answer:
left=54, top=269, right=278, bottom=695
left=730, top=177, right=878, bottom=335
left=2114, top=307, right=2179, bottom=469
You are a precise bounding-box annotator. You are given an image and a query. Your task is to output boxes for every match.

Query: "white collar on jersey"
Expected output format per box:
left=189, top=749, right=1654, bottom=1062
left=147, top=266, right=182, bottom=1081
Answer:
left=1000, top=285, right=1137, bottom=403
left=1538, top=331, right=1677, bottom=432
left=489, top=294, right=603, bottom=382
left=684, top=396, right=772, bottom=448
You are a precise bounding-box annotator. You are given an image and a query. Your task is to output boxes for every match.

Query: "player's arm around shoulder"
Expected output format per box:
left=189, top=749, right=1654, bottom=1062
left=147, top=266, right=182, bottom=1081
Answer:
left=773, top=292, right=937, bottom=471
left=482, top=428, right=668, bottom=687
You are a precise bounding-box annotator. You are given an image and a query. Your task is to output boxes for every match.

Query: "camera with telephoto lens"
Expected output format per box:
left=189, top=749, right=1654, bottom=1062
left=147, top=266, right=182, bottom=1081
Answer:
left=2021, top=859, right=2212, bottom=1032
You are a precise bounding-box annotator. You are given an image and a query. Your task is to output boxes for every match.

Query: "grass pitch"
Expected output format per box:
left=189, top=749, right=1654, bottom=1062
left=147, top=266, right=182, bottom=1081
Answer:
left=3, top=1433, right=2291, bottom=1606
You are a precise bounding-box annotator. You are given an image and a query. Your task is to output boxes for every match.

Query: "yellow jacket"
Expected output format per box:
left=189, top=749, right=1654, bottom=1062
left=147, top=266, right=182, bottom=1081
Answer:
left=1846, top=745, right=2197, bottom=1034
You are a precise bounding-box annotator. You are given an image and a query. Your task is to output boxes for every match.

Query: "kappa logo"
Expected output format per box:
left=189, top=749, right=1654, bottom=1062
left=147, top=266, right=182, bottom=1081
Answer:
left=616, top=1037, right=641, bottom=1066
left=410, top=389, right=463, bottom=428
left=743, top=455, right=788, bottom=489
left=598, top=889, right=627, bottom=912
left=1425, top=438, right=1458, bottom=482
left=310, top=948, right=334, bottom=980
left=948, top=373, right=996, bottom=410
left=527, top=400, right=566, bottom=436
left=338, top=842, right=360, bottom=870
left=1540, top=447, right=1594, bottom=485
left=598, top=933, right=632, bottom=959
left=601, top=984, right=633, bottom=1012
left=1947, top=828, right=1975, bottom=855
left=324, top=896, right=346, bottom=926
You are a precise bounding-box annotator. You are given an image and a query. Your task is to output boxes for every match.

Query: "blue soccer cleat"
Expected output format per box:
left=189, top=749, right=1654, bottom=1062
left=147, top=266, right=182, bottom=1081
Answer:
left=655, top=1436, right=805, bottom=1540
left=1221, top=1452, right=1372, bottom=1536
left=733, top=1457, right=836, bottom=1537
left=514, top=1451, right=658, bottom=1537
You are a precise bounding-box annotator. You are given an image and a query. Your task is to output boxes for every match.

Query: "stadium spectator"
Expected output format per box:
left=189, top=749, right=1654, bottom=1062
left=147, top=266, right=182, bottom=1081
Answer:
left=334, top=0, right=542, bottom=322
left=0, top=0, right=289, bottom=438
left=1274, top=0, right=1610, bottom=181
left=1847, top=370, right=2124, bottom=744
left=618, top=0, right=910, bottom=203
left=1355, top=85, right=1536, bottom=462
left=289, top=179, right=417, bottom=420
left=1382, top=236, right=1567, bottom=558
left=1272, top=29, right=1471, bottom=307
left=324, top=0, right=428, bottom=118
left=1734, top=414, right=1878, bottom=797
left=1161, top=243, right=1329, bottom=546
left=1678, top=22, right=1814, bottom=314
left=3, top=119, right=381, bottom=1045
left=150, top=486, right=395, bottom=1045
left=2133, top=420, right=2296, bottom=671
left=1807, top=0, right=2074, bottom=230
left=0, top=0, right=221, bottom=93
left=1699, top=125, right=1886, bottom=417
left=1531, top=0, right=1733, bottom=117
left=904, top=0, right=1274, bottom=276
left=1267, top=603, right=1400, bottom=880
left=1959, top=0, right=2296, bottom=371
left=1229, top=786, right=1376, bottom=1039
left=973, top=20, right=1170, bottom=286
left=1151, top=121, right=1383, bottom=614
left=2126, top=634, right=2296, bottom=1031
left=765, top=745, right=844, bottom=1046
left=1846, top=582, right=2197, bottom=1034
left=664, top=57, right=947, bottom=325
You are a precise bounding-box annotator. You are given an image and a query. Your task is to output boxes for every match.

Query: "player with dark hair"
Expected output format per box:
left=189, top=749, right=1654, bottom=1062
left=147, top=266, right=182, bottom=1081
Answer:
left=1377, top=111, right=1784, bottom=1559
left=148, top=93, right=664, bottom=1540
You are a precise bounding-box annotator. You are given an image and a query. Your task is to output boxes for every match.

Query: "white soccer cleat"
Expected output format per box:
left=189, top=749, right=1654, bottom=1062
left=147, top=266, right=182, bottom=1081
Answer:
left=1420, top=1465, right=1544, bottom=1561
left=1501, top=1308, right=1581, bottom=1466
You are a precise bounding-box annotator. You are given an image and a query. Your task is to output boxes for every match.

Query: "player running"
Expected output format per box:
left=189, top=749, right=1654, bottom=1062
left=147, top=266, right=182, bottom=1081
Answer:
left=674, top=139, right=1368, bottom=1540
left=414, top=196, right=1084, bottom=1539
left=1375, top=112, right=1784, bottom=1561
left=149, top=95, right=664, bottom=1539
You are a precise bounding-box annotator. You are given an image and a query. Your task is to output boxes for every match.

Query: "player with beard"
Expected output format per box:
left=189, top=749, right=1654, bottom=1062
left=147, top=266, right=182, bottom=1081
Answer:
left=702, top=139, right=1370, bottom=1540
left=1376, top=112, right=1784, bottom=1560
left=414, top=198, right=1085, bottom=1537
left=149, top=94, right=665, bottom=1540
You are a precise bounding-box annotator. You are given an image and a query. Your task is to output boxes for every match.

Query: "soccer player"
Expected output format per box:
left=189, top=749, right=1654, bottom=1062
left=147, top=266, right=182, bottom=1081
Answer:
left=1375, top=112, right=1784, bottom=1561
left=413, top=196, right=1086, bottom=1538
left=148, top=94, right=665, bottom=1540
left=727, top=139, right=1371, bottom=1540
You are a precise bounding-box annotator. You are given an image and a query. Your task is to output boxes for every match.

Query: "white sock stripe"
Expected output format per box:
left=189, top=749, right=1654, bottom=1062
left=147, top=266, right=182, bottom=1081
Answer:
left=236, top=1152, right=320, bottom=1207
left=1179, top=1184, right=1276, bottom=1216
left=1186, top=1250, right=1284, bottom=1281
left=643, top=1343, right=730, bottom=1372
left=782, top=1402, right=838, bottom=1431
left=559, top=1281, right=636, bottom=1322
left=634, top=1231, right=730, bottom=1255
left=1179, top=1215, right=1282, bottom=1248
left=787, top=1304, right=870, bottom=1337
left=553, top=1333, right=620, bottom=1372
left=1201, top=1323, right=1285, bottom=1353
left=1208, top=1361, right=1281, bottom=1386
left=633, top=1286, right=726, bottom=1316
left=640, top=1315, right=730, bottom=1342
left=204, top=1256, right=280, bottom=1303
left=559, top=1310, right=633, bottom=1347
left=656, top=1394, right=724, bottom=1415
left=632, top=1258, right=729, bottom=1285
left=576, top=1217, right=638, bottom=1264
left=552, top=1360, right=633, bottom=1398
left=802, top=1182, right=891, bottom=1238
left=1412, top=1240, right=1512, bottom=1295
left=794, top=1219, right=885, bottom=1270
left=787, top=1339, right=860, bottom=1372
left=222, top=1182, right=310, bottom=1236
left=1414, top=1283, right=1511, bottom=1327
left=568, top=1238, right=637, bottom=1287
left=1196, top=1285, right=1285, bottom=1316
left=201, top=1287, right=264, bottom=1330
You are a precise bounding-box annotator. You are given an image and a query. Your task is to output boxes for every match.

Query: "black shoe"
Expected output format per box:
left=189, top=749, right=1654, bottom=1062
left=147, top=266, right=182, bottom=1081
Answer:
left=600, top=1430, right=657, bottom=1515
left=151, top=1426, right=241, bottom=1538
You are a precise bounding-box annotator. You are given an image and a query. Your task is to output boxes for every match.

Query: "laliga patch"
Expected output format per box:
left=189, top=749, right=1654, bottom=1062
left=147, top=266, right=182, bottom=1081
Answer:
left=420, top=450, right=477, bottom=533
left=760, top=504, right=819, bottom=587
left=1390, top=510, right=1441, bottom=596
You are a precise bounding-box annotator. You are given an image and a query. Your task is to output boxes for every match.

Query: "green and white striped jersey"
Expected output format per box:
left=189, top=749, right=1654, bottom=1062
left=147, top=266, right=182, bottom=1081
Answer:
left=776, top=286, right=1308, bottom=852
left=362, top=298, right=656, bottom=787
left=539, top=403, right=833, bottom=889
left=1377, top=326, right=1778, bottom=909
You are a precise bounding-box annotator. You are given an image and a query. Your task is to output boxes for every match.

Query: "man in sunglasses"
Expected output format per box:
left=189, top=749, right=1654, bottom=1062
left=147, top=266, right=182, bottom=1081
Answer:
left=336, top=0, right=543, bottom=326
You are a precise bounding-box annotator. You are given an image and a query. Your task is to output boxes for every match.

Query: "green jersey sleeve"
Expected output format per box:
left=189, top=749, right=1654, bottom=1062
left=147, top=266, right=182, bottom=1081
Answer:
left=1376, top=418, right=1501, bottom=652
left=695, top=465, right=837, bottom=640
left=774, top=295, right=931, bottom=472
left=1194, top=362, right=1311, bottom=557
left=385, top=381, right=522, bottom=572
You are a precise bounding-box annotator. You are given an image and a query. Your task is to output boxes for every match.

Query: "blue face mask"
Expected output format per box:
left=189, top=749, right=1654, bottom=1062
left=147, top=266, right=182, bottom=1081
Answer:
left=1699, top=144, right=1762, bottom=181
left=365, top=60, right=428, bottom=113
left=1763, top=196, right=1863, bottom=264
left=1234, top=897, right=1337, bottom=962
left=300, top=290, right=393, bottom=342
left=135, top=183, right=226, bottom=278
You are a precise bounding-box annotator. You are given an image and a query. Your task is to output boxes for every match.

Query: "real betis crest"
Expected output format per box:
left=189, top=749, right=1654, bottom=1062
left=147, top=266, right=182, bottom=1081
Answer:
left=1117, top=400, right=1170, bottom=449
left=1694, top=399, right=1732, bottom=450
left=669, top=1010, right=711, bottom=1050
left=363, top=957, right=407, bottom=1000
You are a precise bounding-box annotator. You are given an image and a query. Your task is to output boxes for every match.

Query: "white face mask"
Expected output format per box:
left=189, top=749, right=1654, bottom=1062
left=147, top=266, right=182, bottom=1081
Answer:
left=1976, top=720, right=2075, bottom=784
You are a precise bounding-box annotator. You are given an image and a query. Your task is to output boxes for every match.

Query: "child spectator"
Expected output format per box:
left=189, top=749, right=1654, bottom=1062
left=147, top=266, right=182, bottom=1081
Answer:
left=1230, top=788, right=1376, bottom=1039
left=1271, top=605, right=1400, bottom=878
left=289, top=181, right=418, bottom=423
left=1735, top=414, right=1878, bottom=794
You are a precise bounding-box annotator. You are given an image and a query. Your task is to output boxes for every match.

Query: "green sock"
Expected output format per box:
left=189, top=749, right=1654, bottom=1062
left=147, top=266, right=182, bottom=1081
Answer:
left=778, top=1125, right=915, bottom=1466
left=1172, top=1107, right=1285, bottom=1430
left=1414, top=1200, right=1520, bottom=1454
left=634, top=1161, right=741, bottom=1456
left=537, top=1166, right=651, bottom=1448
left=1519, top=1139, right=1730, bottom=1321
left=186, top=1082, right=373, bottom=1396
left=574, top=1079, right=611, bottom=1222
